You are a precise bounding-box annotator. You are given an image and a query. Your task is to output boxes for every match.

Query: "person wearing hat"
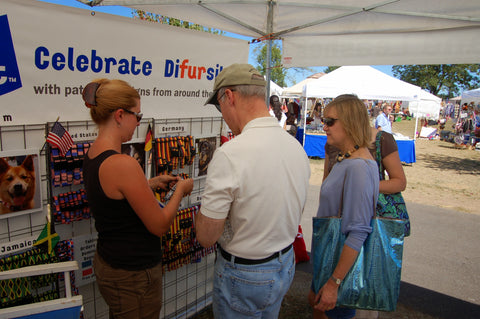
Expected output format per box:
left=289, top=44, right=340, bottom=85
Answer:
left=195, top=63, right=311, bottom=318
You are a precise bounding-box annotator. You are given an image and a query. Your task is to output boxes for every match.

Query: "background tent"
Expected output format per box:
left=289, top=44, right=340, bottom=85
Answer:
left=406, top=90, right=442, bottom=120
left=283, top=72, right=325, bottom=97
left=302, top=66, right=423, bottom=141
left=269, top=81, right=284, bottom=96
left=303, top=66, right=421, bottom=101
left=461, top=88, right=480, bottom=105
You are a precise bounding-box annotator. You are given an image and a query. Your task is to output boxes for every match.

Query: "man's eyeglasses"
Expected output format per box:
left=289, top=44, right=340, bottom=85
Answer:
left=214, top=89, right=235, bottom=113
left=120, top=107, right=143, bottom=122
left=323, top=117, right=339, bottom=127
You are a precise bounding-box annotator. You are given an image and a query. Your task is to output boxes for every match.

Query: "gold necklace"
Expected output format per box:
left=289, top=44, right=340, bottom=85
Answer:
left=336, top=145, right=359, bottom=162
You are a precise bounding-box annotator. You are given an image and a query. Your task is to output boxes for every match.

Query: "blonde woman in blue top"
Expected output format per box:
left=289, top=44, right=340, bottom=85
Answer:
left=308, top=94, right=379, bottom=319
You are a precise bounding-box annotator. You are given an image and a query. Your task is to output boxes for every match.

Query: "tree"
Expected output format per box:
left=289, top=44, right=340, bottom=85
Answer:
left=323, top=66, right=340, bottom=73
left=254, top=41, right=287, bottom=87
left=392, top=64, right=480, bottom=98
left=133, top=10, right=224, bottom=35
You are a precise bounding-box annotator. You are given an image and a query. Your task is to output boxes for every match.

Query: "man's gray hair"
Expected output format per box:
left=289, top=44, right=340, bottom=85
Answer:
left=218, top=85, right=265, bottom=102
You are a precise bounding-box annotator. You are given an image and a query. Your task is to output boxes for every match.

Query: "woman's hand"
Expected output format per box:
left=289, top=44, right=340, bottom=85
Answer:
left=149, top=174, right=179, bottom=192
left=176, top=178, right=194, bottom=196
left=314, top=280, right=339, bottom=312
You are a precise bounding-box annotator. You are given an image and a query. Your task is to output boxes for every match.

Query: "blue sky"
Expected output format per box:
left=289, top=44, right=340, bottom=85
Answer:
left=38, top=0, right=393, bottom=87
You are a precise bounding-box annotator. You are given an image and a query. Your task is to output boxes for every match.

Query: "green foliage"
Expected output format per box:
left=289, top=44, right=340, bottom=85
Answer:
left=323, top=66, right=340, bottom=73
left=133, top=10, right=224, bottom=35
left=254, top=42, right=287, bottom=87
left=392, top=64, right=480, bottom=98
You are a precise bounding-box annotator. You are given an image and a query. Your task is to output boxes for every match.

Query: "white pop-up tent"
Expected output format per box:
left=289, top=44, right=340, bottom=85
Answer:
left=301, top=66, right=428, bottom=140
left=303, top=66, right=421, bottom=101
left=461, top=88, right=480, bottom=105
left=269, top=81, right=284, bottom=96
left=283, top=72, right=325, bottom=97
left=406, top=90, right=442, bottom=120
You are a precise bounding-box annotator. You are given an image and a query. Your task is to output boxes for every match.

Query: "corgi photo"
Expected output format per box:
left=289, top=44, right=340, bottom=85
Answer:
left=0, top=155, right=37, bottom=215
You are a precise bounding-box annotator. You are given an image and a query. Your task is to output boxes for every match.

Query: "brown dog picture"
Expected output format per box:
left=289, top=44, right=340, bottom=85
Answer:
left=0, top=151, right=42, bottom=217
left=195, top=137, right=217, bottom=177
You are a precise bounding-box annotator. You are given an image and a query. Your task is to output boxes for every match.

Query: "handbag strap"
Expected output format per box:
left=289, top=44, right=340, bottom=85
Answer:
left=374, top=131, right=386, bottom=181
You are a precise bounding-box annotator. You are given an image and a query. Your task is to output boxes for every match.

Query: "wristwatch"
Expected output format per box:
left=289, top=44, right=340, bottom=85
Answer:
left=330, top=275, right=342, bottom=285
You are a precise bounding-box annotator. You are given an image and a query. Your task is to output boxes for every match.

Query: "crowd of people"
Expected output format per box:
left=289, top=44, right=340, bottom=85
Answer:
left=82, top=64, right=408, bottom=319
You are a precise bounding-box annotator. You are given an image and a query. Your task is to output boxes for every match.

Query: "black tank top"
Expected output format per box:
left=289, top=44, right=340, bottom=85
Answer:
left=83, top=150, right=161, bottom=270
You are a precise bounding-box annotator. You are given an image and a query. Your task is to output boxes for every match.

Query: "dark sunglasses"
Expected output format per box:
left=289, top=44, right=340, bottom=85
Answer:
left=214, top=89, right=236, bottom=112
left=119, top=107, right=143, bottom=122
left=323, top=117, right=339, bottom=127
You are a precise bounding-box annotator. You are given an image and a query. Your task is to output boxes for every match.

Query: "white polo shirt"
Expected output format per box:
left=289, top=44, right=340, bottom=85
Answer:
left=200, top=116, right=310, bottom=259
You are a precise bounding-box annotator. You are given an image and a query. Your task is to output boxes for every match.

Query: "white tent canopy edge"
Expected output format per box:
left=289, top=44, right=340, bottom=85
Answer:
left=78, top=0, right=480, bottom=90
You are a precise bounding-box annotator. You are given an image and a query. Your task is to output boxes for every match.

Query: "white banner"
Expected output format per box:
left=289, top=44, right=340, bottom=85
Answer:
left=0, top=0, right=248, bottom=125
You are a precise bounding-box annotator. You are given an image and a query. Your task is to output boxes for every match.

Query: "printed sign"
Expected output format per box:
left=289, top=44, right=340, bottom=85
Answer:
left=73, top=233, right=98, bottom=286
left=0, top=0, right=248, bottom=125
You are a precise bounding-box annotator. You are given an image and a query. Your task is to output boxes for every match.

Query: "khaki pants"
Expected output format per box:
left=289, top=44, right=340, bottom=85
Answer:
left=94, top=252, right=163, bottom=319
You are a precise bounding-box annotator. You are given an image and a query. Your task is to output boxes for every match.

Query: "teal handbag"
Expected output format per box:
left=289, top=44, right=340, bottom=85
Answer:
left=375, top=132, right=411, bottom=237
left=312, top=215, right=406, bottom=311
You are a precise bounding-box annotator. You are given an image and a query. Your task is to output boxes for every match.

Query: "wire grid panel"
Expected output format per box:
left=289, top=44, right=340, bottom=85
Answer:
left=161, top=253, right=215, bottom=319
left=0, top=117, right=220, bottom=318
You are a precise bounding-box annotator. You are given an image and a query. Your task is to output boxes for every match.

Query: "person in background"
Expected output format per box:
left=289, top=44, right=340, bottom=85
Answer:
left=82, top=79, right=193, bottom=319
left=196, top=64, right=311, bottom=318
left=269, top=94, right=287, bottom=129
left=286, top=101, right=299, bottom=137
left=375, top=103, right=393, bottom=133
left=308, top=94, right=379, bottom=319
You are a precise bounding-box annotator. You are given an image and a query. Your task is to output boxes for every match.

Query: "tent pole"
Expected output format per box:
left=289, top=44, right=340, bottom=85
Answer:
left=303, top=96, right=308, bottom=147
left=265, top=0, right=274, bottom=106
left=414, top=114, right=418, bottom=140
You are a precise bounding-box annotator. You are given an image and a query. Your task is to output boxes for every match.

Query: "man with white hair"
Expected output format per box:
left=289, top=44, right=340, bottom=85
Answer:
left=195, top=63, right=310, bottom=318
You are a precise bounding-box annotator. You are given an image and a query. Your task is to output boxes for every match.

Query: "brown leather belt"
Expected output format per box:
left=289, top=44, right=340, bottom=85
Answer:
left=219, top=244, right=292, bottom=265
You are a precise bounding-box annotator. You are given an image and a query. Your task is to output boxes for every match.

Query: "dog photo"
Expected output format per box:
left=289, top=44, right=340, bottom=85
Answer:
left=195, top=137, right=217, bottom=177
left=0, top=150, right=42, bottom=218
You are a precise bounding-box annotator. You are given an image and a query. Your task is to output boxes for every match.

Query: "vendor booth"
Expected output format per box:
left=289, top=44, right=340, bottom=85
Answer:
left=297, top=128, right=416, bottom=164
left=298, top=66, right=420, bottom=163
left=0, top=1, right=247, bottom=318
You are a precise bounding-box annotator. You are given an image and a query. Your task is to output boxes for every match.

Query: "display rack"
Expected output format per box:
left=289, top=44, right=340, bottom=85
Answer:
left=0, top=116, right=222, bottom=319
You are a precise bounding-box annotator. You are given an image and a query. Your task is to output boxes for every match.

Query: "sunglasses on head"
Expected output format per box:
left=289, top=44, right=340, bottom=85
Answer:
left=119, top=107, right=143, bottom=122
left=323, top=117, right=339, bottom=127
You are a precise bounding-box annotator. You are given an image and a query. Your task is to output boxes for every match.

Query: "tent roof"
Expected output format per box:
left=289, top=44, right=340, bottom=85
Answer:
left=269, top=80, right=283, bottom=96
left=461, top=88, right=480, bottom=103
left=303, top=66, right=421, bottom=101
left=282, top=72, right=325, bottom=97
left=81, top=0, right=480, bottom=66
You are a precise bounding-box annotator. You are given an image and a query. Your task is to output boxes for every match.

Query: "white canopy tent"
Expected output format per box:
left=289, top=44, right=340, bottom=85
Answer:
left=302, top=66, right=424, bottom=140
left=269, top=80, right=284, bottom=97
left=407, top=90, right=442, bottom=120
left=303, top=66, right=421, bottom=101
left=282, top=72, right=325, bottom=97
left=79, top=0, right=480, bottom=89
left=461, top=88, right=480, bottom=105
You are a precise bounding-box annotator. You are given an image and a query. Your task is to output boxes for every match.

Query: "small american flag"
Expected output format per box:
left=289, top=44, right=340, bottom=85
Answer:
left=46, top=122, right=74, bottom=157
